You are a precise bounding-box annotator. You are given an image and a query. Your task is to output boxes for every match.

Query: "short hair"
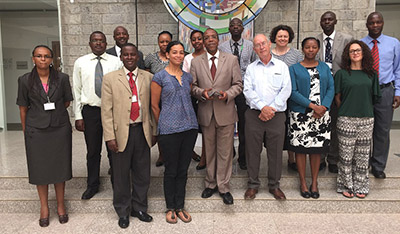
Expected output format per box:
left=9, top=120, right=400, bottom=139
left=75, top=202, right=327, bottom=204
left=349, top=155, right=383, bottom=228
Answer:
left=113, top=26, right=128, bottom=35
left=301, top=37, right=320, bottom=49
left=269, top=25, right=295, bottom=43
left=190, top=30, right=203, bottom=40
left=321, top=11, right=337, bottom=21
left=367, top=11, right=384, bottom=22
left=121, top=43, right=138, bottom=51
left=204, top=28, right=218, bottom=36
left=158, top=31, right=173, bottom=40
left=166, top=41, right=184, bottom=53
left=89, top=31, right=106, bottom=41
left=341, top=40, right=375, bottom=77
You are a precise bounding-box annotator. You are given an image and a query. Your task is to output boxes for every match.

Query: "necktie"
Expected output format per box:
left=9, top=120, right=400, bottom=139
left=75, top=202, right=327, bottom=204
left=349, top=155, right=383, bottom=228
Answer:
left=371, top=39, right=379, bottom=78
left=233, top=42, right=240, bottom=65
left=210, top=56, right=217, bottom=80
left=94, top=56, right=103, bottom=98
left=128, top=72, right=140, bottom=121
left=325, top=37, right=332, bottom=63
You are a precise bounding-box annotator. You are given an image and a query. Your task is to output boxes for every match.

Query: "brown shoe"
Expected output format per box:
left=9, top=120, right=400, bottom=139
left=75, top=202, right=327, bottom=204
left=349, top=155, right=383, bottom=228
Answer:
left=269, top=188, right=286, bottom=200
left=244, top=188, right=258, bottom=200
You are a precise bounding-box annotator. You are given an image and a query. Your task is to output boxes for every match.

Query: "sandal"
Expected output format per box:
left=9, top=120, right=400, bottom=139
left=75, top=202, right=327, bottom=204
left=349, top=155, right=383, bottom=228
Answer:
left=342, top=191, right=354, bottom=198
left=356, top=193, right=367, bottom=199
left=165, top=209, right=177, bottom=224
left=175, top=209, right=192, bottom=223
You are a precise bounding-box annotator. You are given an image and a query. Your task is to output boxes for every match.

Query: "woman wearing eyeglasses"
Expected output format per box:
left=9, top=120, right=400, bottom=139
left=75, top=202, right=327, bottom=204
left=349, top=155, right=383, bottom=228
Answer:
left=335, top=40, right=381, bottom=199
left=17, top=45, right=73, bottom=227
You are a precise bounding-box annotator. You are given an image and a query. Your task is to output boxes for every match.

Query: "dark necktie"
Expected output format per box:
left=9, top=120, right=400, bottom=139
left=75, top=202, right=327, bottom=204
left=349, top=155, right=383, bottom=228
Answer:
left=371, top=39, right=379, bottom=78
left=325, top=37, right=332, bottom=63
left=210, top=56, right=217, bottom=80
left=128, top=72, right=140, bottom=121
left=94, top=56, right=103, bottom=98
left=233, top=42, right=239, bottom=58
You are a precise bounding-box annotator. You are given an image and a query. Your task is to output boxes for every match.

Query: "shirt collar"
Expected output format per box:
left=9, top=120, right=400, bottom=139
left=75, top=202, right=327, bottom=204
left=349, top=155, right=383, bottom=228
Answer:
left=366, top=34, right=383, bottom=43
left=256, top=54, right=276, bottom=66
left=91, top=52, right=107, bottom=60
left=323, top=30, right=336, bottom=40
left=230, top=38, right=243, bottom=46
left=207, top=50, right=220, bottom=60
left=123, top=66, right=138, bottom=77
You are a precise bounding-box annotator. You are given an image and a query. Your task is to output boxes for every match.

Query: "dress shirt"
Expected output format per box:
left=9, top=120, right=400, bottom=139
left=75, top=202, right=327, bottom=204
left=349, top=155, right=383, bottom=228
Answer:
left=322, top=31, right=336, bottom=70
left=207, top=50, right=219, bottom=69
left=123, top=67, right=142, bottom=123
left=243, top=56, right=292, bottom=112
left=73, top=52, right=122, bottom=120
left=361, top=34, right=400, bottom=96
left=219, top=38, right=257, bottom=78
left=114, top=45, right=121, bottom=57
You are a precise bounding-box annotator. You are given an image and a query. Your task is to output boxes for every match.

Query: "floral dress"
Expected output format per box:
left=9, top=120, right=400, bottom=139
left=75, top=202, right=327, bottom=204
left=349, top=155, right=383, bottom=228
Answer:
left=288, top=67, right=331, bottom=154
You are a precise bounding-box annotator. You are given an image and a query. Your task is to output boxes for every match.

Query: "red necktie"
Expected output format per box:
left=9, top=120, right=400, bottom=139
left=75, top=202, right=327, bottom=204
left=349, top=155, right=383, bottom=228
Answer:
left=128, top=72, right=140, bottom=121
left=210, top=56, right=216, bottom=80
left=371, top=39, right=379, bottom=78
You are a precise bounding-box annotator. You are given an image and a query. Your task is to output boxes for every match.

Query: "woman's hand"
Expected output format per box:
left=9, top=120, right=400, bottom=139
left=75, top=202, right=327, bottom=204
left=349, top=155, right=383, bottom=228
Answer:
left=309, top=103, right=326, bottom=119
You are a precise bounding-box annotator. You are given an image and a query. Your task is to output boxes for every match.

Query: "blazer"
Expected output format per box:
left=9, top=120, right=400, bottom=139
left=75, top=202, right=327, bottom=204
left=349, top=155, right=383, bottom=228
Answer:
left=288, top=61, right=334, bottom=113
left=16, top=72, right=73, bottom=128
left=106, top=46, right=146, bottom=70
left=190, top=50, right=243, bottom=127
left=316, top=31, right=354, bottom=75
left=101, top=68, right=156, bottom=151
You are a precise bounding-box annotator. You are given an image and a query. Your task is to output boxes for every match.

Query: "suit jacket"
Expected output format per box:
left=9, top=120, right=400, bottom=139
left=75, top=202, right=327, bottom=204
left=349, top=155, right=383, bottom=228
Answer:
left=16, top=72, right=73, bottom=128
left=106, top=46, right=146, bottom=70
left=316, top=31, right=354, bottom=75
left=190, top=50, right=243, bottom=127
left=101, top=68, right=156, bottom=151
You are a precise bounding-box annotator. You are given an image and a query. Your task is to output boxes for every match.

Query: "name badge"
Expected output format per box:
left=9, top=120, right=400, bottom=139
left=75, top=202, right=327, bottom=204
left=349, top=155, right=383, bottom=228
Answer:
left=132, top=95, right=138, bottom=103
left=44, top=102, right=55, bottom=111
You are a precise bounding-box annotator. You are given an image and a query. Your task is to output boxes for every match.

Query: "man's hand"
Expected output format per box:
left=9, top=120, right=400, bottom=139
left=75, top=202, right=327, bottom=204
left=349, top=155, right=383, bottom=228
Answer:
left=258, top=106, right=276, bottom=121
left=152, top=136, right=157, bottom=147
left=218, top=91, right=227, bottom=100
left=393, top=96, right=400, bottom=109
left=75, top=119, right=85, bottom=132
left=202, top=88, right=214, bottom=100
left=107, top=140, right=119, bottom=153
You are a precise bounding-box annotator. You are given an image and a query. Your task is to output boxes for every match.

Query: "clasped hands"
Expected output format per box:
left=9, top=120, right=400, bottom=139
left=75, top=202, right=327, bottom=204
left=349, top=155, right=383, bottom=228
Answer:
left=259, top=106, right=276, bottom=121
left=310, top=103, right=327, bottom=119
left=202, top=88, right=227, bottom=100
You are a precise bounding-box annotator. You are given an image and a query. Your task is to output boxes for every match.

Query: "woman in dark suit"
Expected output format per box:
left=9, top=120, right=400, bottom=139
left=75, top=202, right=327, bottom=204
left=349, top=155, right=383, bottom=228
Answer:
left=17, top=45, right=73, bottom=227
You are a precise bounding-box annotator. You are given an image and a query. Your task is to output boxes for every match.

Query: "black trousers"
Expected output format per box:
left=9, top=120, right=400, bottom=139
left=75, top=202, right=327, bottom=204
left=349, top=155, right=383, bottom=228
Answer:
left=112, top=124, right=150, bottom=217
left=235, top=92, right=249, bottom=165
left=82, top=105, right=112, bottom=189
left=158, top=129, right=197, bottom=209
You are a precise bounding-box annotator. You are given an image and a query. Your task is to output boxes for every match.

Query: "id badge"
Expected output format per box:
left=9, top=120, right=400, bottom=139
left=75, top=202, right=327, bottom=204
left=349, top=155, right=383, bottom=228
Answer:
left=44, top=102, right=55, bottom=111
left=132, top=95, right=138, bottom=103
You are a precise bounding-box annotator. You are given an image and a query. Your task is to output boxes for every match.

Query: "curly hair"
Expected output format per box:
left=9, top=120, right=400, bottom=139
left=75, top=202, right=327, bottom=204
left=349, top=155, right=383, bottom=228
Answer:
left=340, top=40, right=375, bottom=77
left=269, top=25, right=295, bottom=43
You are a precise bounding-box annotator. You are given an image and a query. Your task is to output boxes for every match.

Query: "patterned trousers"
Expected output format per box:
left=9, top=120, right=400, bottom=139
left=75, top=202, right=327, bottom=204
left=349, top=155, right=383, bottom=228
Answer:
left=336, top=116, right=374, bottom=194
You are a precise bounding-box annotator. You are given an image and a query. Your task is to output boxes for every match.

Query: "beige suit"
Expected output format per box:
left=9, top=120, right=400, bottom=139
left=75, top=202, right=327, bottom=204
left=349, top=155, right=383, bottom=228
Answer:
left=191, top=51, right=243, bottom=193
left=101, top=67, right=156, bottom=217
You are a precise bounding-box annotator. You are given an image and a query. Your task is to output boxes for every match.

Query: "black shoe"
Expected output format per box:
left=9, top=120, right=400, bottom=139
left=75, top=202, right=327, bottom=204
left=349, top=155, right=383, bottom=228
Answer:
left=81, top=188, right=98, bottom=200
left=371, top=168, right=386, bottom=179
left=131, top=210, right=153, bottom=222
left=328, top=164, right=338, bottom=173
left=288, top=160, right=297, bottom=172
left=300, top=187, right=310, bottom=199
left=118, top=216, right=129, bottom=229
left=309, top=185, right=320, bottom=199
left=319, top=161, right=327, bottom=171
left=239, top=162, right=247, bottom=170
left=201, top=187, right=218, bottom=198
left=196, top=163, right=206, bottom=170
left=219, top=192, right=234, bottom=205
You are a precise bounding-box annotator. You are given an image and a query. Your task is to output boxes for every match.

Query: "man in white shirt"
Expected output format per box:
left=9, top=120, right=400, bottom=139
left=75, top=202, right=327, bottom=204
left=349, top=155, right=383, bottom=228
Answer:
left=73, top=31, right=122, bottom=200
left=316, top=11, right=353, bottom=173
left=243, top=34, right=291, bottom=200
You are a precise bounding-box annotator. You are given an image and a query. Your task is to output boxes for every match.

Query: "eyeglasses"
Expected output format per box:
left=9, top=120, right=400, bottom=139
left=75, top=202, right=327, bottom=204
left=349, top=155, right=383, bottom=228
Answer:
left=349, top=49, right=362, bottom=54
left=254, top=41, right=268, bottom=49
left=33, top=55, right=52, bottom=59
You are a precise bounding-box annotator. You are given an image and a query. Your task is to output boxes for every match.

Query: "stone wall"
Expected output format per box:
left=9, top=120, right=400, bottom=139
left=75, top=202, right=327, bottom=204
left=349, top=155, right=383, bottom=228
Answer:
left=59, top=0, right=375, bottom=76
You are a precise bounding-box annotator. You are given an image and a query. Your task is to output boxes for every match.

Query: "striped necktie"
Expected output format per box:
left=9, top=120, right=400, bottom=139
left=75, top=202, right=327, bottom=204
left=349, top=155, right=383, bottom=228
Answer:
left=128, top=72, right=140, bottom=121
left=371, top=39, right=379, bottom=78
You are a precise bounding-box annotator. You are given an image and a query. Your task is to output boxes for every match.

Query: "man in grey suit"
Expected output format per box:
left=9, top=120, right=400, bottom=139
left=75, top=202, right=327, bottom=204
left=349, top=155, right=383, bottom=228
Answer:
left=106, top=26, right=145, bottom=70
left=191, top=28, right=243, bottom=205
left=316, top=11, right=353, bottom=173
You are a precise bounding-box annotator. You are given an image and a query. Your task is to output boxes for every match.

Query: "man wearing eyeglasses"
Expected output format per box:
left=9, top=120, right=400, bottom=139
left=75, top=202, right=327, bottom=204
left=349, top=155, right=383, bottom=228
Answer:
left=72, top=31, right=122, bottom=200
left=243, top=34, right=291, bottom=200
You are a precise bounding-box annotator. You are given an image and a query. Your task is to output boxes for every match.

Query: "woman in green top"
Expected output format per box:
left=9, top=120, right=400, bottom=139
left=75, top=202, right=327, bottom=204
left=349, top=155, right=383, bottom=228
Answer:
left=335, top=40, right=381, bottom=199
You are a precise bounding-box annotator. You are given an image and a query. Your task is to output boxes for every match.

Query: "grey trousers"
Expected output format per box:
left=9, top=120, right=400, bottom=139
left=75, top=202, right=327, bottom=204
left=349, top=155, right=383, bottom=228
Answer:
left=245, top=109, right=285, bottom=190
left=371, top=85, right=394, bottom=172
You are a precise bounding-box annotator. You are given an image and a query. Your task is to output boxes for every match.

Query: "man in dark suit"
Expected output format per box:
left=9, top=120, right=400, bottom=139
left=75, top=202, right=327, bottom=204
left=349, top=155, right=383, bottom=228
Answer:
left=106, top=26, right=145, bottom=70
left=102, top=43, right=156, bottom=228
left=316, top=11, right=353, bottom=173
left=191, top=28, right=243, bottom=205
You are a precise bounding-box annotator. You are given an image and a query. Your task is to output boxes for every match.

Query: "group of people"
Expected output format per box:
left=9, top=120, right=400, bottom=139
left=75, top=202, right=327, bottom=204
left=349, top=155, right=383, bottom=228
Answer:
left=16, top=10, right=399, bottom=228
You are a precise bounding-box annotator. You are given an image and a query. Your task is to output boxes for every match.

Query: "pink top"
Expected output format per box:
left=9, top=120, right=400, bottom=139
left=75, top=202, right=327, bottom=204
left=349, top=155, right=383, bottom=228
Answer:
left=42, top=83, right=49, bottom=94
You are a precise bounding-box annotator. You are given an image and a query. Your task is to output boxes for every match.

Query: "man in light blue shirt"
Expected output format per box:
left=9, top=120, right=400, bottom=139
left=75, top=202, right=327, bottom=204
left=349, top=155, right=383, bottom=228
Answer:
left=243, top=34, right=291, bottom=200
left=361, top=12, right=400, bottom=179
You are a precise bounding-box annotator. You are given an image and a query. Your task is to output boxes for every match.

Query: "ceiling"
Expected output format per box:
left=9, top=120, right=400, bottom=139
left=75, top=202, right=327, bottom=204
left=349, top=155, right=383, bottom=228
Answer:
left=0, top=0, right=57, bottom=11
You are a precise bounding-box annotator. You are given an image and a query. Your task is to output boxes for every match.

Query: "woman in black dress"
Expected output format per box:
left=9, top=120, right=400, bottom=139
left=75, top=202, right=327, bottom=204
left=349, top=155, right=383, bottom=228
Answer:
left=17, top=45, right=73, bottom=227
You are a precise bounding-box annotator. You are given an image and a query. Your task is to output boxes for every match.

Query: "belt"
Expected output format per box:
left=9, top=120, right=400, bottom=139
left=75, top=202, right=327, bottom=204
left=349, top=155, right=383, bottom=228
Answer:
left=130, top=122, right=142, bottom=127
left=380, top=82, right=393, bottom=89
